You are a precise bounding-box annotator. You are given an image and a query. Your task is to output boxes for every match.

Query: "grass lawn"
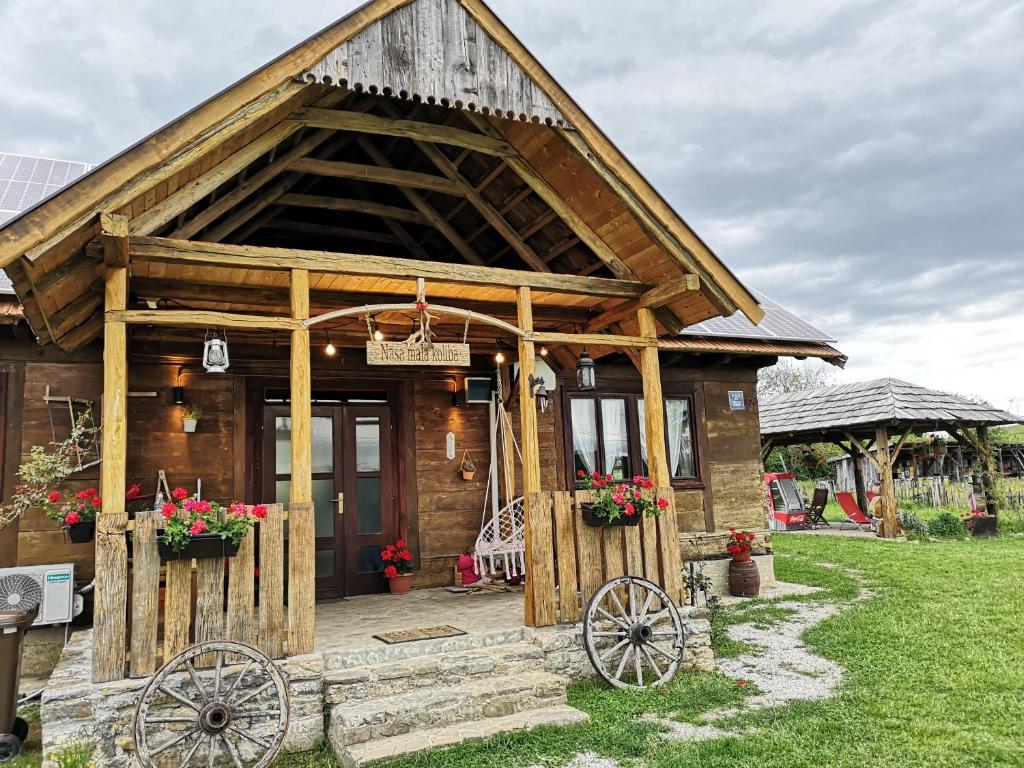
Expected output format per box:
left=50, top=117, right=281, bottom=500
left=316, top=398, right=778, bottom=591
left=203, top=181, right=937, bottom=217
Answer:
left=363, top=533, right=1024, bottom=768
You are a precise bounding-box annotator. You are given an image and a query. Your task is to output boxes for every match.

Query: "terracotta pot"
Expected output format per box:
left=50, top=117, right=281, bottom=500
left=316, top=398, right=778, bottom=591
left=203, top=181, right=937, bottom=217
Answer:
left=580, top=502, right=641, bottom=528
left=389, top=574, right=414, bottom=594
left=731, top=550, right=752, bottom=563
left=461, top=469, right=476, bottom=481
left=67, top=520, right=95, bottom=544
left=728, top=557, right=760, bottom=597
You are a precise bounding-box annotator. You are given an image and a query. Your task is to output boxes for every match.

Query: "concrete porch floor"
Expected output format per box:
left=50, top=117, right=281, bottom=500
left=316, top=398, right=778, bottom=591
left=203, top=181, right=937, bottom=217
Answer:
left=314, top=587, right=528, bottom=654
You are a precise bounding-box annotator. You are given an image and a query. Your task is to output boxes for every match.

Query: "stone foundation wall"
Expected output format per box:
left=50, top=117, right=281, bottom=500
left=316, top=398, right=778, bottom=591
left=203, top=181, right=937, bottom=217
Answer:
left=40, top=610, right=712, bottom=767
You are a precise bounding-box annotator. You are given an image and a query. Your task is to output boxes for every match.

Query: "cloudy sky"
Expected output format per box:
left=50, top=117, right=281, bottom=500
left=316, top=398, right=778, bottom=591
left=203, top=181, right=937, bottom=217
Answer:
left=2, top=0, right=1022, bottom=410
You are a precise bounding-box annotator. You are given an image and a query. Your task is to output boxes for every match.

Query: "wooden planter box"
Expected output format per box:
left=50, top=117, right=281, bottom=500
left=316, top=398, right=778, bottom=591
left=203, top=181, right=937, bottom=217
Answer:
left=157, top=533, right=241, bottom=561
left=580, top=502, right=641, bottom=528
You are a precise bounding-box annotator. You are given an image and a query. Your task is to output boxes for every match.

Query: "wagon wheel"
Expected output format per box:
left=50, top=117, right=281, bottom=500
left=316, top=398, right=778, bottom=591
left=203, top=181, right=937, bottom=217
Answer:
left=134, top=641, right=289, bottom=768
left=582, top=576, right=685, bottom=689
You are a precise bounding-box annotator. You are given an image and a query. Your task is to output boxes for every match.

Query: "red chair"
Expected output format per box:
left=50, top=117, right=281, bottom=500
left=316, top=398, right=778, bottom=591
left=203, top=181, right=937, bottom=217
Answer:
left=835, top=492, right=878, bottom=532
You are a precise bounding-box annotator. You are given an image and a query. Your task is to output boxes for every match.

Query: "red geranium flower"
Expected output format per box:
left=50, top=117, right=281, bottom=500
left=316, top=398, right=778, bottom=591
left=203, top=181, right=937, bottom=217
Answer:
left=161, top=502, right=177, bottom=519
left=64, top=511, right=81, bottom=525
left=396, top=539, right=406, bottom=548
left=48, top=491, right=61, bottom=503
left=657, top=497, right=670, bottom=510
left=91, top=496, right=102, bottom=507
left=624, top=502, right=636, bottom=516
left=189, top=519, right=207, bottom=536
left=737, top=680, right=747, bottom=687
left=577, top=469, right=586, bottom=478
left=383, top=565, right=398, bottom=579
left=381, top=550, right=392, bottom=561
left=172, top=487, right=189, bottom=501
left=251, top=505, right=268, bottom=520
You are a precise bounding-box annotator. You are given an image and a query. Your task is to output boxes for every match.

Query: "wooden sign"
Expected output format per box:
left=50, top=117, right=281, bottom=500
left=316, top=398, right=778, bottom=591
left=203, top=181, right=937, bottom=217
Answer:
left=366, top=341, right=471, bottom=366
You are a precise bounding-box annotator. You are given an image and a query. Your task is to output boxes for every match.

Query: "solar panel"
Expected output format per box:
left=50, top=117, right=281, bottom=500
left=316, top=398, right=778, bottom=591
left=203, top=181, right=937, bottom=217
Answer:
left=680, top=288, right=836, bottom=343
left=0, top=152, right=94, bottom=293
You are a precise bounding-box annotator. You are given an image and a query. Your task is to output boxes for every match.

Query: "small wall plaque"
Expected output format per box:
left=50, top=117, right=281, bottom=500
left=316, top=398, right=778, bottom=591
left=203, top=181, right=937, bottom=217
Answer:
left=728, top=390, right=746, bottom=411
left=446, top=432, right=456, bottom=461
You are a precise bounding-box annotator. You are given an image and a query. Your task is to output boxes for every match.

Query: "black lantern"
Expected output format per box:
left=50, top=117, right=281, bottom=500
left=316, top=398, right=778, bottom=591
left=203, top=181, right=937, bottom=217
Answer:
left=576, top=348, right=596, bottom=391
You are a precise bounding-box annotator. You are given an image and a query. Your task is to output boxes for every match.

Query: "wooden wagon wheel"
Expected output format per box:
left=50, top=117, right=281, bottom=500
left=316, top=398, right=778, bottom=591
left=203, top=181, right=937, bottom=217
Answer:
left=582, top=576, right=685, bottom=689
left=134, top=641, right=289, bottom=768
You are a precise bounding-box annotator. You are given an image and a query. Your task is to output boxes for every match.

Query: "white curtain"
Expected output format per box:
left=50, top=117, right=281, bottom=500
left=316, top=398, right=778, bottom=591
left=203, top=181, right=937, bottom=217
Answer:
left=601, top=400, right=629, bottom=479
left=666, top=400, right=693, bottom=477
left=571, top=399, right=598, bottom=474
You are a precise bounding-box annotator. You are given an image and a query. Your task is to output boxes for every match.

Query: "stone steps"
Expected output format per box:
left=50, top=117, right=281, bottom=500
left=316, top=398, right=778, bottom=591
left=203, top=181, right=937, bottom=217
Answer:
left=325, top=641, right=546, bottom=703
left=337, top=704, right=589, bottom=767
left=330, top=670, right=568, bottom=746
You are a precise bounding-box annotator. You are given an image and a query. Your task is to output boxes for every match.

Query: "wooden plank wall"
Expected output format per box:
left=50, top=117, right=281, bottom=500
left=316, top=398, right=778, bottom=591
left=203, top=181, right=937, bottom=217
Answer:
left=128, top=504, right=286, bottom=677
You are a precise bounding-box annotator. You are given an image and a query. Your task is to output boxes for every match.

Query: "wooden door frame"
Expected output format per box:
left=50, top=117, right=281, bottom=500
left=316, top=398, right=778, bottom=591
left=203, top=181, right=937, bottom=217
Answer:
left=245, top=375, right=410, bottom=594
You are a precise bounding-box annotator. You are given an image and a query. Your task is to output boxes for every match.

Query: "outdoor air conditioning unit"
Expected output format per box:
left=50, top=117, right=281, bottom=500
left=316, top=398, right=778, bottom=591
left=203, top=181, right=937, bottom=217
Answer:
left=0, top=564, right=76, bottom=626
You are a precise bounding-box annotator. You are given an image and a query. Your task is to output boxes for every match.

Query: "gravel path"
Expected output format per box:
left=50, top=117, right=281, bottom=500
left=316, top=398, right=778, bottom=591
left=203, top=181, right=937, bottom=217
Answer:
left=539, top=564, right=870, bottom=766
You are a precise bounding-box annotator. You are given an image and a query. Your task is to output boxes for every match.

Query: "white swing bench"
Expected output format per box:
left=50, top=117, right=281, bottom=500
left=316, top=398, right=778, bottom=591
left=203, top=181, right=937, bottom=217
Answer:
left=474, top=496, right=525, bottom=578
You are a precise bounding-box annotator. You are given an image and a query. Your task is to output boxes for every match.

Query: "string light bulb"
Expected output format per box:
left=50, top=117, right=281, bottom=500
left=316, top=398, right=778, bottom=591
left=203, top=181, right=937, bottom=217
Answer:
left=495, top=350, right=506, bottom=364
left=374, top=329, right=385, bottom=342
left=325, top=338, right=337, bottom=357
left=539, top=346, right=549, bottom=357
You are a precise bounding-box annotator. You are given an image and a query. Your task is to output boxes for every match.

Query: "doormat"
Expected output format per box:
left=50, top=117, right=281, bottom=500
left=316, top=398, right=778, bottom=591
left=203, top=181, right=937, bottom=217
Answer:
left=372, top=625, right=466, bottom=644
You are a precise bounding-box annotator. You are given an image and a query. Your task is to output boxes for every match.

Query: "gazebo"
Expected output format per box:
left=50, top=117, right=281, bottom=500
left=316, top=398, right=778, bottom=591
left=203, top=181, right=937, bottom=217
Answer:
left=759, top=378, right=1019, bottom=537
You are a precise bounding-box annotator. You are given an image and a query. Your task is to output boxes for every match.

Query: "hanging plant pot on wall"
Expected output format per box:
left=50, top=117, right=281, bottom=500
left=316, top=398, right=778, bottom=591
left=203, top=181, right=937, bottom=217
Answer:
left=580, top=502, right=641, bottom=528
left=158, top=533, right=240, bottom=561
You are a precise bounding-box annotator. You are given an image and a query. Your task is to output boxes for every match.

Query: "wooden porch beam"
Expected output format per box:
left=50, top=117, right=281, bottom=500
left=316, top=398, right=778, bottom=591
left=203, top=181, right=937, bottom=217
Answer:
left=527, top=330, right=657, bottom=349
left=356, top=138, right=486, bottom=266
left=292, top=108, right=517, bottom=157
left=288, top=269, right=315, bottom=654
left=289, top=157, right=463, bottom=196
left=584, top=276, right=700, bottom=332
left=109, top=309, right=301, bottom=331
left=99, top=212, right=130, bottom=268
left=93, top=264, right=129, bottom=682
left=129, top=236, right=650, bottom=298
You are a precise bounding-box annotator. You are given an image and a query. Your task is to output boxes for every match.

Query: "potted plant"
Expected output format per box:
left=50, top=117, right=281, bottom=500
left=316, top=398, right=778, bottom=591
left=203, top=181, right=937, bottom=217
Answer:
left=42, top=487, right=101, bottom=543
left=575, top=471, right=669, bottom=527
left=726, top=528, right=760, bottom=597
left=157, top=487, right=265, bottom=560
left=381, top=539, right=414, bottom=593
left=182, top=402, right=201, bottom=433
left=933, top=437, right=948, bottom=456
left=459, top=452, right=477, bottom=481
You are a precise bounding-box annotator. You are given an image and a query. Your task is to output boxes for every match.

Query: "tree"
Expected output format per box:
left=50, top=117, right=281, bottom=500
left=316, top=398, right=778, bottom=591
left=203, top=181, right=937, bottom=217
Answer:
left=757, top=359, right=835, bottom=398
left=759, top=359, right=840, bottom=478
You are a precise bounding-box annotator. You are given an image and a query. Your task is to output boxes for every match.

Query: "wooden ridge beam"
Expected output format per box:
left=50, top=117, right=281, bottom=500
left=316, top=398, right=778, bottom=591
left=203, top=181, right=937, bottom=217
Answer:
left=465, top=113, right=634, bottom=280
left=584, top=275, right=700, bottom=332
left=278, top=193, right=427, bottom=225
left=130, top=236, right=649, bottom=298
left=169, top=129, right=336, bottom=240
left=292, top=108, right=517, bottom=157
left=129, top=120, right=303, bottom=236
left=356, top=138, right=486, bottom=266
left=289, top=157, right=463, bottom=196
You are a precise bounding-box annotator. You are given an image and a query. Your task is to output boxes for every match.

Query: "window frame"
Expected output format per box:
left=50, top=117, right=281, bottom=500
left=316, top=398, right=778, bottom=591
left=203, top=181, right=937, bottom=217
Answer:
left=561, top=384, right=704, bottom=491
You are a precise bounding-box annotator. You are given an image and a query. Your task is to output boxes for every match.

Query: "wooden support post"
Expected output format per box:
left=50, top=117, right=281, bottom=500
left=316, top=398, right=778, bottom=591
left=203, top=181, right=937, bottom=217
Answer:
left=978, top=426, right=998, bottom=516
left=875, top=426, right=899, bottom=538
left=637, top=308, right=684, bottom=603
left=288, top=269, right=315, bottom=654
left=93, top=264, right=128, bottom=682
left=129, top=510, right=159, bottom=678
left=852, top=452, right=869, bottom=517
left=517, top=287, right=556, bottom=627
left=99, top=213, right=130, bottom=268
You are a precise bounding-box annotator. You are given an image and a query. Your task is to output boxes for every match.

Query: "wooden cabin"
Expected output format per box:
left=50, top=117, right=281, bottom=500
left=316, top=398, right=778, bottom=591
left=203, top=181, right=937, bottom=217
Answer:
left=0, top=0, right=842, bottom=685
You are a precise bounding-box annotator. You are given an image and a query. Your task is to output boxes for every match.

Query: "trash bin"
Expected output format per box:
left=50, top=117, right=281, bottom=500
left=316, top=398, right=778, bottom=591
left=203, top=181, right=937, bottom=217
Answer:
left=0, top=603, right=38, bottom=762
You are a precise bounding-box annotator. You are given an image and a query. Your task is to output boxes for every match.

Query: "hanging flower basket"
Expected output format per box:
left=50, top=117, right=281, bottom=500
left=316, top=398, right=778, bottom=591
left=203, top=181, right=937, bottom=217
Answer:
left=158, top=533, right=240, bottom=561
left=580, top=502, right=641, bottom=528
left=459, top=451, right=477, bottom=481
left=67, top=520, right=95, bottom=544
left=575, top=471, right=668, bottom=528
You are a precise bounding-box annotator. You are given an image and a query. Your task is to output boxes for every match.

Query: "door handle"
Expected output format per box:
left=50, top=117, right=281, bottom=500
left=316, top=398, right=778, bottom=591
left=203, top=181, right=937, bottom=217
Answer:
left=336, top=492, right=344, bottom=515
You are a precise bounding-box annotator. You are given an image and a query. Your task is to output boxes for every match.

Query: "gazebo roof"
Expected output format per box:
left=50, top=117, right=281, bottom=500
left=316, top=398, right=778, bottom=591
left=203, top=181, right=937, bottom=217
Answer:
left=760, top=378, right=1018, bottom=443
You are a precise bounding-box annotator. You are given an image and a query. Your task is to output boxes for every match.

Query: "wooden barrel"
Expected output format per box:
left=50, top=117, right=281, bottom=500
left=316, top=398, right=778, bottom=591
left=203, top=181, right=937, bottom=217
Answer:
left=728, top=558, right=760, bottom=597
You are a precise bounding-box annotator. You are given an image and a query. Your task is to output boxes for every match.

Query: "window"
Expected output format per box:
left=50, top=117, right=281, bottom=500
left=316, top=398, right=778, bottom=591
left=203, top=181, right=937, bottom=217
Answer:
left=567, top=391, right=700, bottom=486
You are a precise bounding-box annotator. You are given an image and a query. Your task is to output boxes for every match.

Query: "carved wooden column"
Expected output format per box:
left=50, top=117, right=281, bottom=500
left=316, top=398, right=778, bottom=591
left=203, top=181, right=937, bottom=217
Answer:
left=288, top=268, right=315, bottom=654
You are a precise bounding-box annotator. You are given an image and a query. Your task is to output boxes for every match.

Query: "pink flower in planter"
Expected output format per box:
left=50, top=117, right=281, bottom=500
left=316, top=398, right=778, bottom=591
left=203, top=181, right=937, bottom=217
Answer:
left=64, top=511, right=81, bottom=525
left=189, top=519, right=208, bottom=536
left=228, top=502, right=248, bottom=517
left=624, top=502, right=636, bottom=516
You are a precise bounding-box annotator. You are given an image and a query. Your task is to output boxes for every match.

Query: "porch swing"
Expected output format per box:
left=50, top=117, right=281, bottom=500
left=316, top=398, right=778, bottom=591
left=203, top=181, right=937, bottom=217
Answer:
left=473, top=370, right=526, bottom=579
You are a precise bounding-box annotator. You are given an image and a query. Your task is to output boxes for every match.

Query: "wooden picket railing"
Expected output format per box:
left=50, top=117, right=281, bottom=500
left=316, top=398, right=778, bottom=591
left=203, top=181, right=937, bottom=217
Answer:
left=535, top=490, right=682, bottom=626
left=125, top=503, right=286, bottom=678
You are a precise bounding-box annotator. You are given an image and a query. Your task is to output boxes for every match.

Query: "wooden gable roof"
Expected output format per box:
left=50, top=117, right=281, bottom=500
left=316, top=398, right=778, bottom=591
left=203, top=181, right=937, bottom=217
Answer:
left=0, top=0, right=763, bottom=351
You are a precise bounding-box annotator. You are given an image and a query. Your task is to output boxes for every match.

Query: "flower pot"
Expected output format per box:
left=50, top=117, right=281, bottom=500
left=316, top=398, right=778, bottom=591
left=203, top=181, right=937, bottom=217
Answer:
left=731, top=550, right=752, bottom=563
left=157, top=533, right=240, bottom=561
left=66, top=520, right=95, bottom=544
left=461, top=469, right=476, bottom=481
left=580, top=502, right=641, bottom=528
left=183, top=419, right=198, bottom=433
left=388, top=574, right=414, bottom=594
left=728, top=557, right=760, bottom=597
left=971, top=515, right=998, bottom=538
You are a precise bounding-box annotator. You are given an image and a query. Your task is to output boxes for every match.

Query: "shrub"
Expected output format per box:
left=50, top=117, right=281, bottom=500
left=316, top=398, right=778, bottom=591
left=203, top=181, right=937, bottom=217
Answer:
left=898, top=507, right=929, bottom=538
left=929, top=511, right=966, bottom=538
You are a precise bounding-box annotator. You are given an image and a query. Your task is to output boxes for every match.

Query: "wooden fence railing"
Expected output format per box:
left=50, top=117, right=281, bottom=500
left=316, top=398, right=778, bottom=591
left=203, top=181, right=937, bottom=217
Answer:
left=125, top=503, right=286, bottom=678
left=534, top=490, right=682, bottom=626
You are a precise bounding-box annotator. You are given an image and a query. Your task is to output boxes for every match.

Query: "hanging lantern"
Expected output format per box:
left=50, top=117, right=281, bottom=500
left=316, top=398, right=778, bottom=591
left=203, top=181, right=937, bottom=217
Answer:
left=202, top=331, right=230, bottom=373
left=576, top=348, right=596, bottom=391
